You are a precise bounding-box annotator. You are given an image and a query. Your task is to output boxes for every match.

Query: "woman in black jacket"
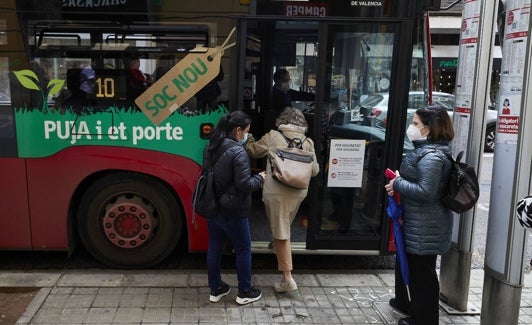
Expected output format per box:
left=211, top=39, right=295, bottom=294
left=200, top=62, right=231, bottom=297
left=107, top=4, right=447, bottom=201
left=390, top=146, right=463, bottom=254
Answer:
left=204, top=111, right=265, bottom=305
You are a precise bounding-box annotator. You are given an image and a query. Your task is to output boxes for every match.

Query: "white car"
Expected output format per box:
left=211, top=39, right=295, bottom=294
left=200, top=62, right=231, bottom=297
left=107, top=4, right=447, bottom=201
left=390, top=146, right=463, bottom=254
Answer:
left=358, top=91, right=497, bottom=152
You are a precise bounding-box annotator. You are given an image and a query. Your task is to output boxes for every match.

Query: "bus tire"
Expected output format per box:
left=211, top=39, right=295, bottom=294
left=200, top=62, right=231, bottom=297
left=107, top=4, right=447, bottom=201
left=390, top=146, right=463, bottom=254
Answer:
left=78, top=172, right=182, bottom=268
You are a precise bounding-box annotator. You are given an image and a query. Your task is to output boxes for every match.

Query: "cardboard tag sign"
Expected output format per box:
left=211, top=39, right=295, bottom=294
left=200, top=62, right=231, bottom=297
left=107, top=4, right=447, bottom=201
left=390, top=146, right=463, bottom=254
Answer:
left=135, top=47, right=221, bottom=125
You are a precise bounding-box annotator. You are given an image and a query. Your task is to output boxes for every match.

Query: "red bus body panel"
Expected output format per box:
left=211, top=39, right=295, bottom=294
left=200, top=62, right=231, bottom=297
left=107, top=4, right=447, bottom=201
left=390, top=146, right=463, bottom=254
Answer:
left=0, top=159, right=32, bottom=248
left=15, top=146, right=209, bottom=251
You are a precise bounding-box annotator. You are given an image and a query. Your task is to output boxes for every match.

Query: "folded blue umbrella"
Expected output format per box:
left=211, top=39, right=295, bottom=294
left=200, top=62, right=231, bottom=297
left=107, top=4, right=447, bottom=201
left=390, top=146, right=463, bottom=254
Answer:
left=386, top=195, right=411, bottom=301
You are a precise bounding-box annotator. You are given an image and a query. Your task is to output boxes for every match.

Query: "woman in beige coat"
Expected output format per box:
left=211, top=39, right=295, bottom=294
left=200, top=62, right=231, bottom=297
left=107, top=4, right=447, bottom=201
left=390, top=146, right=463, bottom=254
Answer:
left=245, top=107, right=319, bottom=292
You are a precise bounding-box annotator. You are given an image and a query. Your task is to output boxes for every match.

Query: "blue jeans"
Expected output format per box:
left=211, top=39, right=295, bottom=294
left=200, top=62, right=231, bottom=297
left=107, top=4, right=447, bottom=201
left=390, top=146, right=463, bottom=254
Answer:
left=207, top=214, right=252, bottom=292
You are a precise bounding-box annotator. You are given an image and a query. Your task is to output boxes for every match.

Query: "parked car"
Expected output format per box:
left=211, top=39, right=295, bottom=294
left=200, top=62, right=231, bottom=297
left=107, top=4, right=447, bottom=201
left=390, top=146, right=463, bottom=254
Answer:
left=357, top=91, right=497, bottom=152
left=0, top=91, right=10, bottom=103
left=481, top=105, right=497, bottom=152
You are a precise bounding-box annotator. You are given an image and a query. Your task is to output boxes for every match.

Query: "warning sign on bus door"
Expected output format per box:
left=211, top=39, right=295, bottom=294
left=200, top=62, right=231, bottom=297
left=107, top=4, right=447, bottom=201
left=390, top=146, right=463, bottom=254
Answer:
left=327, top=139, right=365, bottom=187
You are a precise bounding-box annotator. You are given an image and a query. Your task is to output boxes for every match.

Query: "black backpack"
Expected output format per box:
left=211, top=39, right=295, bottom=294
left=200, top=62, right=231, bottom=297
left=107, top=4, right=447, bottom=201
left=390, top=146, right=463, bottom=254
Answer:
left=192, top=142, right=235, bottom=219
left=442, top=151, right=480, bottom=213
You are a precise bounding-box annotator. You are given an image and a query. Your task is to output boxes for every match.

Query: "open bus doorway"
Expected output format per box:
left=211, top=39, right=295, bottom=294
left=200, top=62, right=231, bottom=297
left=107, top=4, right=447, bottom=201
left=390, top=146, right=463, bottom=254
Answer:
left=244, top=20, right=319, bottom=251
left=243, top=17, right=416, bottom=253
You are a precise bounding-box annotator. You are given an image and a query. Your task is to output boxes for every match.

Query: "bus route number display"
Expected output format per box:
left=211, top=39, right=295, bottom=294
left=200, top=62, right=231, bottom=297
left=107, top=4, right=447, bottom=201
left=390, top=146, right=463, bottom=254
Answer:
left=95, top=77, right=117, bottom=100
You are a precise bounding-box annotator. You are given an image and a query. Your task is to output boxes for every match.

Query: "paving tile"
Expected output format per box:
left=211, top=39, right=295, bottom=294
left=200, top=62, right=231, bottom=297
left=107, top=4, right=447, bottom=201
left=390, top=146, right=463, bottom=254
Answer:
left=63, top=294, right=95, bottom=308
left=113, top=307, right=144, bottom=323
left=92, top=294, right=122, bottom=308
left=316, top=273, right=382, bottom=287
left=58, top=273, right=125, bottom=287
left=145, top=287, right=174, bottom=307
left=142, top=307, right=171, bottom=323
left=118, top=293, right=148, bottom=307
left=125, top=272, right=188, bottom=287
left=84, top=307, right=117, bottom=324
left=170, top=306, right=200, bottom=323
left=0, top=272, right=61, bottom=287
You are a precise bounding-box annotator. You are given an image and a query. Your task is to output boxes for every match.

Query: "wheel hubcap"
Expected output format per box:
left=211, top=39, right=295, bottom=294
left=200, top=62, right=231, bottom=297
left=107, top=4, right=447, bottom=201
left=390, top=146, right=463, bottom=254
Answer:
left=486, top=130, right=495, bottom=150
left=102, top=196, right=155, bottom=248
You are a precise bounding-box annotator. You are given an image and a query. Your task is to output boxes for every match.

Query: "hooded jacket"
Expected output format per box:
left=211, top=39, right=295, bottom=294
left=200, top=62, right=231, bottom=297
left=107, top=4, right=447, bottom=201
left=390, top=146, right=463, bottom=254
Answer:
left=393, top=140, right=453, bottom=255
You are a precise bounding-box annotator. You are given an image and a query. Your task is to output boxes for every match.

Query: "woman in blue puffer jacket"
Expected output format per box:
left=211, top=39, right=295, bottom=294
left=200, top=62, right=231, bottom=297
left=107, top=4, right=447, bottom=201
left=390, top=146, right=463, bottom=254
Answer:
left=384, top=105, right=454, bottom=325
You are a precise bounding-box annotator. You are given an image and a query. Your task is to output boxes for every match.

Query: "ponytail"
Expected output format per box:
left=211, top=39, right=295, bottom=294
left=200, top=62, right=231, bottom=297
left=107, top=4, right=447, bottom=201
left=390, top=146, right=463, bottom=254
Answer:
left=207, top=111, right=252, bottom=153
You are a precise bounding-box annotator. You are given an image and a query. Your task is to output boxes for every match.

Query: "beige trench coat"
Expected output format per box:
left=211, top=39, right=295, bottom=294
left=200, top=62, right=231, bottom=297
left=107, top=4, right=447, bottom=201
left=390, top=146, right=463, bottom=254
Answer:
left=245, top=128, right=319, bottom=239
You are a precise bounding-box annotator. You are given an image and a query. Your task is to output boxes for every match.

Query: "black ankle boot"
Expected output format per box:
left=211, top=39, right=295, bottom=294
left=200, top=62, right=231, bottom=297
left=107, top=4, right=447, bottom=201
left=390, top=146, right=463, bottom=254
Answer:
left=389, top=298, right=410, bottom=315
left=398, top=317, right=413, bottom=325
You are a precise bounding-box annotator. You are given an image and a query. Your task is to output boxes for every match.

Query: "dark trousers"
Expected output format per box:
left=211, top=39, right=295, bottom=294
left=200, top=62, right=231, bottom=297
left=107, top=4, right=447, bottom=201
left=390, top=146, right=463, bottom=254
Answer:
left=206, top=214, right=252, bottom=292
left=395, top=253, right=439, bottom=325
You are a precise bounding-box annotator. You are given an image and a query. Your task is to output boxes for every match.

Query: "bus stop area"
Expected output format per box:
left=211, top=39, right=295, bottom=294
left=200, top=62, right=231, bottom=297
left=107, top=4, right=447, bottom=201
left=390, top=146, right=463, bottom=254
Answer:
left=2, top=268, right=532, bottom=324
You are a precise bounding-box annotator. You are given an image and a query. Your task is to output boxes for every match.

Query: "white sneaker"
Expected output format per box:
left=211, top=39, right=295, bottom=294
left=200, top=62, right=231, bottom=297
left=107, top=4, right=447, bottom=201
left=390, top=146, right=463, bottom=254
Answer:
left=274, top=277, right=298, bottom=293
left=236, top=287, right=262, bottom=305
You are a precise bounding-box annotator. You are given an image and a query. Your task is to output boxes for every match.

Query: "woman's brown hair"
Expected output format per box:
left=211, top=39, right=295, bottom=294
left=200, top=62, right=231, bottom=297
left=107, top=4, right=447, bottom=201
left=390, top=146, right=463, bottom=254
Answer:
left=416, top=105, right=454, bottom=141
left=275, top=107, right=308, bottom=129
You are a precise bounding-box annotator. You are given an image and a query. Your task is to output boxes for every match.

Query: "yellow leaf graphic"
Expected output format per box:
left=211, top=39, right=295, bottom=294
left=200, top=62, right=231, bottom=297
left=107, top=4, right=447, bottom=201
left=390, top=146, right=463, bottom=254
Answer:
left=13, top=70, right=40, bottom=91
left=48, top=79, right=65, bottom=97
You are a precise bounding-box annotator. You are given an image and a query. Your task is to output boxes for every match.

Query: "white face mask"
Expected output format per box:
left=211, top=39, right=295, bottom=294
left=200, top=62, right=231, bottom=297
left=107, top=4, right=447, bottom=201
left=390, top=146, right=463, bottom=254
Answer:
left=406, top=124, right=426, bottom=142
left=238, top=132, right=249, bottom=145
left=280, top=82, right=290, bottom=92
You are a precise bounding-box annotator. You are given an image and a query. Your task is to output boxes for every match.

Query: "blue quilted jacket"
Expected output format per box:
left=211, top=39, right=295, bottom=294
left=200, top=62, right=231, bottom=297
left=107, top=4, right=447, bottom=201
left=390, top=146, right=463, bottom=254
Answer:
left=393, top=140, right=453, bottom=255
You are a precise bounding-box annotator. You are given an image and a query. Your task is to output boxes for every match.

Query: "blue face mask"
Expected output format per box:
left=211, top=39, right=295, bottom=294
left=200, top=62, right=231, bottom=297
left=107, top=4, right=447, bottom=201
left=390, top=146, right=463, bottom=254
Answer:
left=238, top=132, right=249, bottom=145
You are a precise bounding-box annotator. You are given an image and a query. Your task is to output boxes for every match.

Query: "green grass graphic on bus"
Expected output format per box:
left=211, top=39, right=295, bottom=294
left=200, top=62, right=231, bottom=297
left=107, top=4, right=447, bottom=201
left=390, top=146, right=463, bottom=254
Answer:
left=13, top=69, right=226, bottom=163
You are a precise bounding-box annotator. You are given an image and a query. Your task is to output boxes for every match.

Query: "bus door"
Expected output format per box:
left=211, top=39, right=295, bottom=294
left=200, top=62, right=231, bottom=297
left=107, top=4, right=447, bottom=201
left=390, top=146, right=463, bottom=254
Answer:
left=244, top=19, right=320, bottom=251
left=244, top=17, right=421, bottom=254
left=307, top=21, right=407, bottom=253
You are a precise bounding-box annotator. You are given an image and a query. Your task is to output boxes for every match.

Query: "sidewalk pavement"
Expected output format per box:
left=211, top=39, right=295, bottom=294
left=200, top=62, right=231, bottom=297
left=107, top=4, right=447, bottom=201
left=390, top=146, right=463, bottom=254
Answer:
left=1, top=269, right=532, bottom=324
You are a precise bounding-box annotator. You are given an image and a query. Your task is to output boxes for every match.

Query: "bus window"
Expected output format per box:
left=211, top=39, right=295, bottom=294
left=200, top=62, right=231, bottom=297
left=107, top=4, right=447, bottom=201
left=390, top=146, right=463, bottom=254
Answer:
left=0, top=56, right=16, bottom=156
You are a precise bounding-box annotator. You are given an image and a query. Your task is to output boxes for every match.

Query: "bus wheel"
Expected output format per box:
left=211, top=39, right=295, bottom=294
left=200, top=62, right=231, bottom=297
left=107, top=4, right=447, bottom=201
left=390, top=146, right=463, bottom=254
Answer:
left=78, top=173, right=182, bottom=268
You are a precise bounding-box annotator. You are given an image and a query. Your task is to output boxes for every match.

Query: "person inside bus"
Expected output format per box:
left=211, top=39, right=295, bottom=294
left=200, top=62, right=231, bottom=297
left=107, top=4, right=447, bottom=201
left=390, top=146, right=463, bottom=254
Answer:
left=244, top=107, right=319, bottom=293
left=79, top=64, right=97, bottom=108
left=204, top=110, right=266, bottom=305
left=384, top=105, right=454, bottom=325
left=271, top=69, right=315, bottom=114
left=195, top=65, right=224, bottom=114
left=126, top=58, right=151, bottom=101
left=152, top=54, right=176, bottom=82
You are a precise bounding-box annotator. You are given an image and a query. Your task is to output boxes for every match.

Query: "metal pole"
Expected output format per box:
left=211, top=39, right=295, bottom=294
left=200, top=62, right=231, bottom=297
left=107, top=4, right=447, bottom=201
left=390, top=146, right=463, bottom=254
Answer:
left=481, top=0, right=532, bottom=322
left=439, top=0, right=498, bottom=312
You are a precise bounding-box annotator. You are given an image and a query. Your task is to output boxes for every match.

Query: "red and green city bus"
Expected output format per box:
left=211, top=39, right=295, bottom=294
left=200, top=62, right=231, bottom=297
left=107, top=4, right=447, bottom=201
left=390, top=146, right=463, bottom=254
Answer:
left=0, top=0, right=441, bottom=268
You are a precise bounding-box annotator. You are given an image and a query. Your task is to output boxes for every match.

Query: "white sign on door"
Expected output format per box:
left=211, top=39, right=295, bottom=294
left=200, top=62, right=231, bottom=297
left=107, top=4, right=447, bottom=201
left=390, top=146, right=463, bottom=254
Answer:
left=327, top=139, right=365, bottom=187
